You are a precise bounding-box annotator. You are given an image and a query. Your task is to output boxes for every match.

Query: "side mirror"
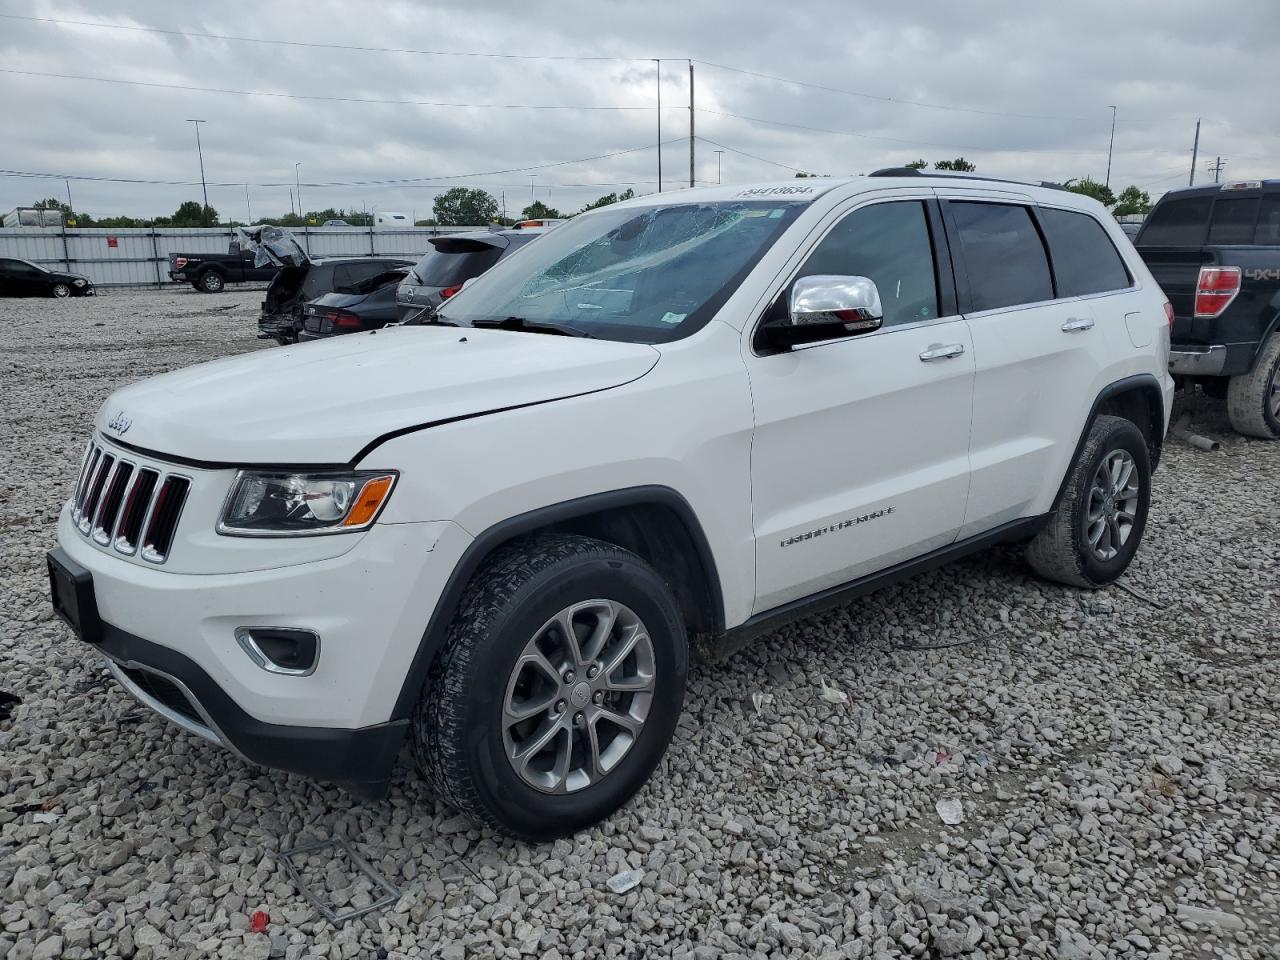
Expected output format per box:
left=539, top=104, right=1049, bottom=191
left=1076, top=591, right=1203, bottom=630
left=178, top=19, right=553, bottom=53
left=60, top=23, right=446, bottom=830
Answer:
left=762, top=275, right=884, bottom=350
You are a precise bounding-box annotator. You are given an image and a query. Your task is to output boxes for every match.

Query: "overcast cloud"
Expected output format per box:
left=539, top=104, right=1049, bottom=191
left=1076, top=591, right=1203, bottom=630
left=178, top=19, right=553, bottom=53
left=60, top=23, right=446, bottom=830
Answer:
left=1, top=0, right=1277, bottom=221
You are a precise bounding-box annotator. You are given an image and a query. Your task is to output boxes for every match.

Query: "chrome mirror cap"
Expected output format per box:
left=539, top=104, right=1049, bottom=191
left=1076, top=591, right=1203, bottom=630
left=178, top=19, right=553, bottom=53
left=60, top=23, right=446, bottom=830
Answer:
left=789, top=275, right=884, bottom=331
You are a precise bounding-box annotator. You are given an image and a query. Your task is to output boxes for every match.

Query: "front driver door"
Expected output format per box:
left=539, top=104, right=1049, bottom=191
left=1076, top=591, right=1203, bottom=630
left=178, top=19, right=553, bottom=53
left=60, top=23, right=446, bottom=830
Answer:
left=746, top=196, right=974, bottom=614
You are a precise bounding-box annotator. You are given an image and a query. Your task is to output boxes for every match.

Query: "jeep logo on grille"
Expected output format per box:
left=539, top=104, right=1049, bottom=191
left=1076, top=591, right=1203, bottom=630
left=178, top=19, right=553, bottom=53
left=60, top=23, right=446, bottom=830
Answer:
left=106, top=411, right=132, bottom=435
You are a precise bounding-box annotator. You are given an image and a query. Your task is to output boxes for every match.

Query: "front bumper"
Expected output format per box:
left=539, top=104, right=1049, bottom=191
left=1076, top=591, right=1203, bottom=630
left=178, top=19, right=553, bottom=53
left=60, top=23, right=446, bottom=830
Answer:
left=53, top=503, right=472, bottom=788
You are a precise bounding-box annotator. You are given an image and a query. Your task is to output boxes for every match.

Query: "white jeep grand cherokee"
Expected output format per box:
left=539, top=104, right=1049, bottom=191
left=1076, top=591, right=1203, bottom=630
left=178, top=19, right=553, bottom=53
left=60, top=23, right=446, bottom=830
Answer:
left=49, top=172, right=1174, bottom=838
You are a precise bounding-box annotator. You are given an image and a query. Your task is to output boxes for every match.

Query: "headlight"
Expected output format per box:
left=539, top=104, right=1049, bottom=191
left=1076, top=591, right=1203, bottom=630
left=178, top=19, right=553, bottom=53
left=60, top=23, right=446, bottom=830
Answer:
left=218, top=470, right=397, bottom=537
left=73, top=278, right=87, bottom=286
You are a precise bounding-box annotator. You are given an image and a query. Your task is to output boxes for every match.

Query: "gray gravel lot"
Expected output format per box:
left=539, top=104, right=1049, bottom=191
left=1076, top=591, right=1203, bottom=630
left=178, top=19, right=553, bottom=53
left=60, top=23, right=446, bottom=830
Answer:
left=1, top=288, right=1278, bottom=959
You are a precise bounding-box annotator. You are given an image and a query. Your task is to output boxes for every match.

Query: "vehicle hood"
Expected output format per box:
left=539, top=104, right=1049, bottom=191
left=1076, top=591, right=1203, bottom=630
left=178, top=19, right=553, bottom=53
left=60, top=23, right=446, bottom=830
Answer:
left=95, top=327, right=660, bottom=464
left=47, top=271, right=90, bottom=283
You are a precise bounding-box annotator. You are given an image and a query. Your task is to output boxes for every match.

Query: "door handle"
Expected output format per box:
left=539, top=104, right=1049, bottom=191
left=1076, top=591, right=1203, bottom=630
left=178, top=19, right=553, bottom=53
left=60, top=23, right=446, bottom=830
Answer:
left=918, top=343, right=966, bottom=362
left=1061, top=316, right=1095, bottom=333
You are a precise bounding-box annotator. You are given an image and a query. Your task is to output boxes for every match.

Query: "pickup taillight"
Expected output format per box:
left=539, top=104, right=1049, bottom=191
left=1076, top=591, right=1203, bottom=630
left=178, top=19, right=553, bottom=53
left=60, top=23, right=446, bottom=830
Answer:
left=1193, top=266, right=1241, bottom=319
left=1163, top=301, right=1174, bottom=328
left=175, top=256, right=187, bottom=269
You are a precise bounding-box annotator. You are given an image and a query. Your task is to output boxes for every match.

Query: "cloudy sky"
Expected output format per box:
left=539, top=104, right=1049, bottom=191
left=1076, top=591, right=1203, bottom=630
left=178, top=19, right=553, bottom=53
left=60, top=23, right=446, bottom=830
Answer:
left=2, top=0, right=1278, bottom=221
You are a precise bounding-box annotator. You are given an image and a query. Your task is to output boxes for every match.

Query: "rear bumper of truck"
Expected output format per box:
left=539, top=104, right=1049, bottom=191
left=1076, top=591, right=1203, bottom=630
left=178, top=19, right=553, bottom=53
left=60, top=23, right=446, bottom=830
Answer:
left=1168, top=342, right=1256, bottom=378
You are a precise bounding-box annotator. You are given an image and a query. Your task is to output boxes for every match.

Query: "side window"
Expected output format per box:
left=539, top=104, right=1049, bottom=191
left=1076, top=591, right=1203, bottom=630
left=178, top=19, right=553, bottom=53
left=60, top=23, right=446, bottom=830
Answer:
left=1207, top=197, right=1259, bottom=245
left=1137, top=196, right=1212, bottom=246
left=1039, top=207, right=1131, bottom=297
left=949, top=202, right=1053, bottom=312
left=1257, top=196, right=1280, bottom=246
left=331, top=264, right=355, bottom=291
left=793, top=201, right=938, bottom=327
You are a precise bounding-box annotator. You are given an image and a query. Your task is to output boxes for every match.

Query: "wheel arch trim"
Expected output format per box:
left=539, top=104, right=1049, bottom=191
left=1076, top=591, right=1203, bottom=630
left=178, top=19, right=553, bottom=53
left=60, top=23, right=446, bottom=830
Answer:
left=389, top=485, right=724, bottom=721
left=1052, top=373, right=1165, bottom=509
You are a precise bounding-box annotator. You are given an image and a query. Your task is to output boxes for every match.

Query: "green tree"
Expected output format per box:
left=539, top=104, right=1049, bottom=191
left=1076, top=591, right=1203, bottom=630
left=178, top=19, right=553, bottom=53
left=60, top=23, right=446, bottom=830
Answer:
left=32, top=197, right=92, bottom=225
left=1112, top=185, right=1153, bottom=218
left=934, top=158, right=976, bottom=172
left=905, top=159, right=929, bottom=170
left=794, top=172, right=817, bottom=178
left=1063, top=177, right=1116, bottom=207
left=433, top=187, right=500, bottom=226
left=165, top=200, right=218, bottom=226
left=580, top=188, right=635, bottom=213
left=520, top=200, right=563, bottom=220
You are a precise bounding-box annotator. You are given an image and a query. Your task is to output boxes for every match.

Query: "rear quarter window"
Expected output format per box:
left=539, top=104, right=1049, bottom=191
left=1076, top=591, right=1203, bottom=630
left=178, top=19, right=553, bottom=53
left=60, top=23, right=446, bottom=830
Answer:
left=1137, top=196, right=1212, bottom=246
left=1039, top=207, right=1131, bottom=297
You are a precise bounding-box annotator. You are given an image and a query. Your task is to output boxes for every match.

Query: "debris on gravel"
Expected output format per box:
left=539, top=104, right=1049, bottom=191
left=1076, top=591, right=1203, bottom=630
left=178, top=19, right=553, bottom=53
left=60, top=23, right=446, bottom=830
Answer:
left=1, top=290, right=1278, bottom=958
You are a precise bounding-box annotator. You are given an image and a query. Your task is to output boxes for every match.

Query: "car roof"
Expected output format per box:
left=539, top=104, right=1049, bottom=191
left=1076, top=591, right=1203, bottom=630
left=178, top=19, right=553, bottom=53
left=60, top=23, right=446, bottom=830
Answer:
left=1152, top=180, right=1280, bottom=202
left=608, top=173, right=1087, bottom=212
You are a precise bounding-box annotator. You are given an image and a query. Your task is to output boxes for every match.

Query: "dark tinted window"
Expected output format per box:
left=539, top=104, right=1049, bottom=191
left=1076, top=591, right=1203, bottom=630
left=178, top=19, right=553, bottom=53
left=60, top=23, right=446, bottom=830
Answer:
left=1039, top=208, right=1131, bottom=296
left=1257, top=196, right=1280, bottom=245
left=1137, top=196, right=1212, bottom=246
left=411, top=239, right=503, bottom=287
left=1208, top=197, right=1259, bottom=245
left=950, top=202, right=1053, bottom=311
left=795, top=201, right=938, bottom=327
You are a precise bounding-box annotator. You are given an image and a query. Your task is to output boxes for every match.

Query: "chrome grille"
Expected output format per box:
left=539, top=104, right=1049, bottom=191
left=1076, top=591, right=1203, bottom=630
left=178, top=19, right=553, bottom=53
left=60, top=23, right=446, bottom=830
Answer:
left=70, top=440, right=191, bottom=564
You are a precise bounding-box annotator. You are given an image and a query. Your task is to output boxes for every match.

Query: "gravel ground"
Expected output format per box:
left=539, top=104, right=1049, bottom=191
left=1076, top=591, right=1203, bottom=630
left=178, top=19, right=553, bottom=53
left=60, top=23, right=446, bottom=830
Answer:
left=1, top=288, right=1278, bottom=960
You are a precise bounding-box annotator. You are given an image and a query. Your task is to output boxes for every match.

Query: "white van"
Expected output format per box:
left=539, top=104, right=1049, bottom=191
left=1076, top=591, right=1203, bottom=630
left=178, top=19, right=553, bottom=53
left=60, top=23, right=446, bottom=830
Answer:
left=373, top=212, right=410, bottom=227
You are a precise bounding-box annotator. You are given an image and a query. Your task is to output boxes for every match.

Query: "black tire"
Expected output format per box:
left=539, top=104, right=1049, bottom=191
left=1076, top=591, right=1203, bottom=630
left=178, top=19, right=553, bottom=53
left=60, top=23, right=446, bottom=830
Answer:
left=196, top=270, right=225, bottom=293
left=1226, top=334, right=1280, bottom=439
left=1025, top=415, right=1151, bottom=588
left=51, top=283, right=71, bottom=298
left=413, top=534, right=687, bottom=840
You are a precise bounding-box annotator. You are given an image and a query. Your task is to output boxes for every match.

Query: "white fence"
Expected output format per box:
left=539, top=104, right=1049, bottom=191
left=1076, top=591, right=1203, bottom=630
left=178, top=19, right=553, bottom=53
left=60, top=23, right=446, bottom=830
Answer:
left=0, top=225, right=487, bottom=288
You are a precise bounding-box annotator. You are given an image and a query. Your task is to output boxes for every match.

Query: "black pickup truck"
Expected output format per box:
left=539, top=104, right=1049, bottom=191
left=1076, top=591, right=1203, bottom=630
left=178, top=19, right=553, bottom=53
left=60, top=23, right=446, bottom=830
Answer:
left=1136, top=180, right=1280, bottom=437
left=168, top=239, right=279, bottom=293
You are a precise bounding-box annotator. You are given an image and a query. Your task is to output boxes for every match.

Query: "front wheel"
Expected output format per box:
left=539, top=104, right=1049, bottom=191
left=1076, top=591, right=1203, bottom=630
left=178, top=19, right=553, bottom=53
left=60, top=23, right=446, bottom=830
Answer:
left=1226, top=334, right=1280, bottom=439
left=413, top=534, right=687, bottom=839
left=1025, top=415, right=1151, bottom=588
left=51, top=283, right=71, bottom=298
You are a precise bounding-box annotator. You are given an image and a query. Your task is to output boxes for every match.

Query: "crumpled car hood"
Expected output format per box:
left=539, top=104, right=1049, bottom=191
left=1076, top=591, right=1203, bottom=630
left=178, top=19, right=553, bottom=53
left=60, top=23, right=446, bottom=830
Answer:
left=96, top=326, right=659, bottom=464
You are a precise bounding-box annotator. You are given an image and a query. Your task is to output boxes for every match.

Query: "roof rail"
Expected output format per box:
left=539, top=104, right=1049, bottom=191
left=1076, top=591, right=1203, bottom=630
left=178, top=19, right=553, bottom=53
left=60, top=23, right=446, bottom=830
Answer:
left=868, top=167, right=1067, bottom=192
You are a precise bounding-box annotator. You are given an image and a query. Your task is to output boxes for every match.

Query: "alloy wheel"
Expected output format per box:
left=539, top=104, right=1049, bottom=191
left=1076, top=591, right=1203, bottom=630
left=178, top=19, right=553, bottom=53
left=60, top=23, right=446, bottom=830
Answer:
left=502, top=599, right=655, bottom=794
left=1085, top=449, right=1141, bottom=561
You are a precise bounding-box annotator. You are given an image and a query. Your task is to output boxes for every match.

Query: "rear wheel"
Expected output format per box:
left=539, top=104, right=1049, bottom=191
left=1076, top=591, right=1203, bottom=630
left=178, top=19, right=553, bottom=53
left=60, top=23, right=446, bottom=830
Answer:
left=197, top=270, right=225, bottom=293
left=413, top=534, right=687, bottom=840
left=1226, top=334, right=1280, bottom=439
left=51, top=283, right=71, bottom=298
left=1026, top=415, right=1151, bottom=588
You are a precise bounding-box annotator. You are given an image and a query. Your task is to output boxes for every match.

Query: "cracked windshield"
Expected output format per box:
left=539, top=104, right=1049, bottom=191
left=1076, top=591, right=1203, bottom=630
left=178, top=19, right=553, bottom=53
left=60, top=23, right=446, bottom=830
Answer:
left=438, top=200, right=804, bottom=341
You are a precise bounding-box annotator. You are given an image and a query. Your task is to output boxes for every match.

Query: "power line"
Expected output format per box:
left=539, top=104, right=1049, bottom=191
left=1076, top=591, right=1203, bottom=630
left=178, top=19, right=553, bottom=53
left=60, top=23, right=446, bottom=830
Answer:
left=0, top=139, right=689, bottom=190
left=0, top=68, right=650, bottom=111
left=0, top=13, right=651, bottom=62
left=697, top=108, right=1106, bottom=157
left=694, top=136, right=809, bottom=174
left=691, top=59, right=1101, bottom=123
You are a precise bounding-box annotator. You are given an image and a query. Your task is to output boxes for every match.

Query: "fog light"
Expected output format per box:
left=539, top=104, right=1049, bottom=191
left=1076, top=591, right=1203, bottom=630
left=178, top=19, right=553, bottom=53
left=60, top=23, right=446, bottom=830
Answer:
left=235, top=627, right=320, bottom=676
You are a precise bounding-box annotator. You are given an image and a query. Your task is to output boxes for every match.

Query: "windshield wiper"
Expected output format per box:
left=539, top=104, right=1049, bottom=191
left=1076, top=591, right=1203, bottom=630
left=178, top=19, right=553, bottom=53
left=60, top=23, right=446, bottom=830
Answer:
left=471, top=316, right=594, bottom=338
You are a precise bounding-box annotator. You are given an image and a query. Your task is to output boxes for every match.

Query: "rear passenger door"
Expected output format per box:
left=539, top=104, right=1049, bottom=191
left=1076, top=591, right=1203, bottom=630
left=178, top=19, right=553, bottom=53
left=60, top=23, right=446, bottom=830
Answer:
left=940, top=196, right=1121, bottom=538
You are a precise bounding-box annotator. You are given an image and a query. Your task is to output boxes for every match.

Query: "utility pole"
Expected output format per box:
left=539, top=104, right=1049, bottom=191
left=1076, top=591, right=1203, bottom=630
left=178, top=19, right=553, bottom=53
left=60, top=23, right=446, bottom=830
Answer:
left=186, top=119, right=209, bottom=225
left=1189, top=119, right=1200, bottom=186
left=244, top=184, right=252, bottom=223
left=64, top=178, right=74, bottom=218
left=688, top=60, right=695, bottom=189
left=295, top=162, right=302, bottom=223
left=1105, top=105, right=1116, bottom=189
left=289, top=189, right=295, bottom=218
left=529, top=175, right=536, bottom=207
left=714, top=150, right=724, bottom=184
left=655, top=59, right=662, bottom=192
left=1208, top=157, right=1226, bottom=183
